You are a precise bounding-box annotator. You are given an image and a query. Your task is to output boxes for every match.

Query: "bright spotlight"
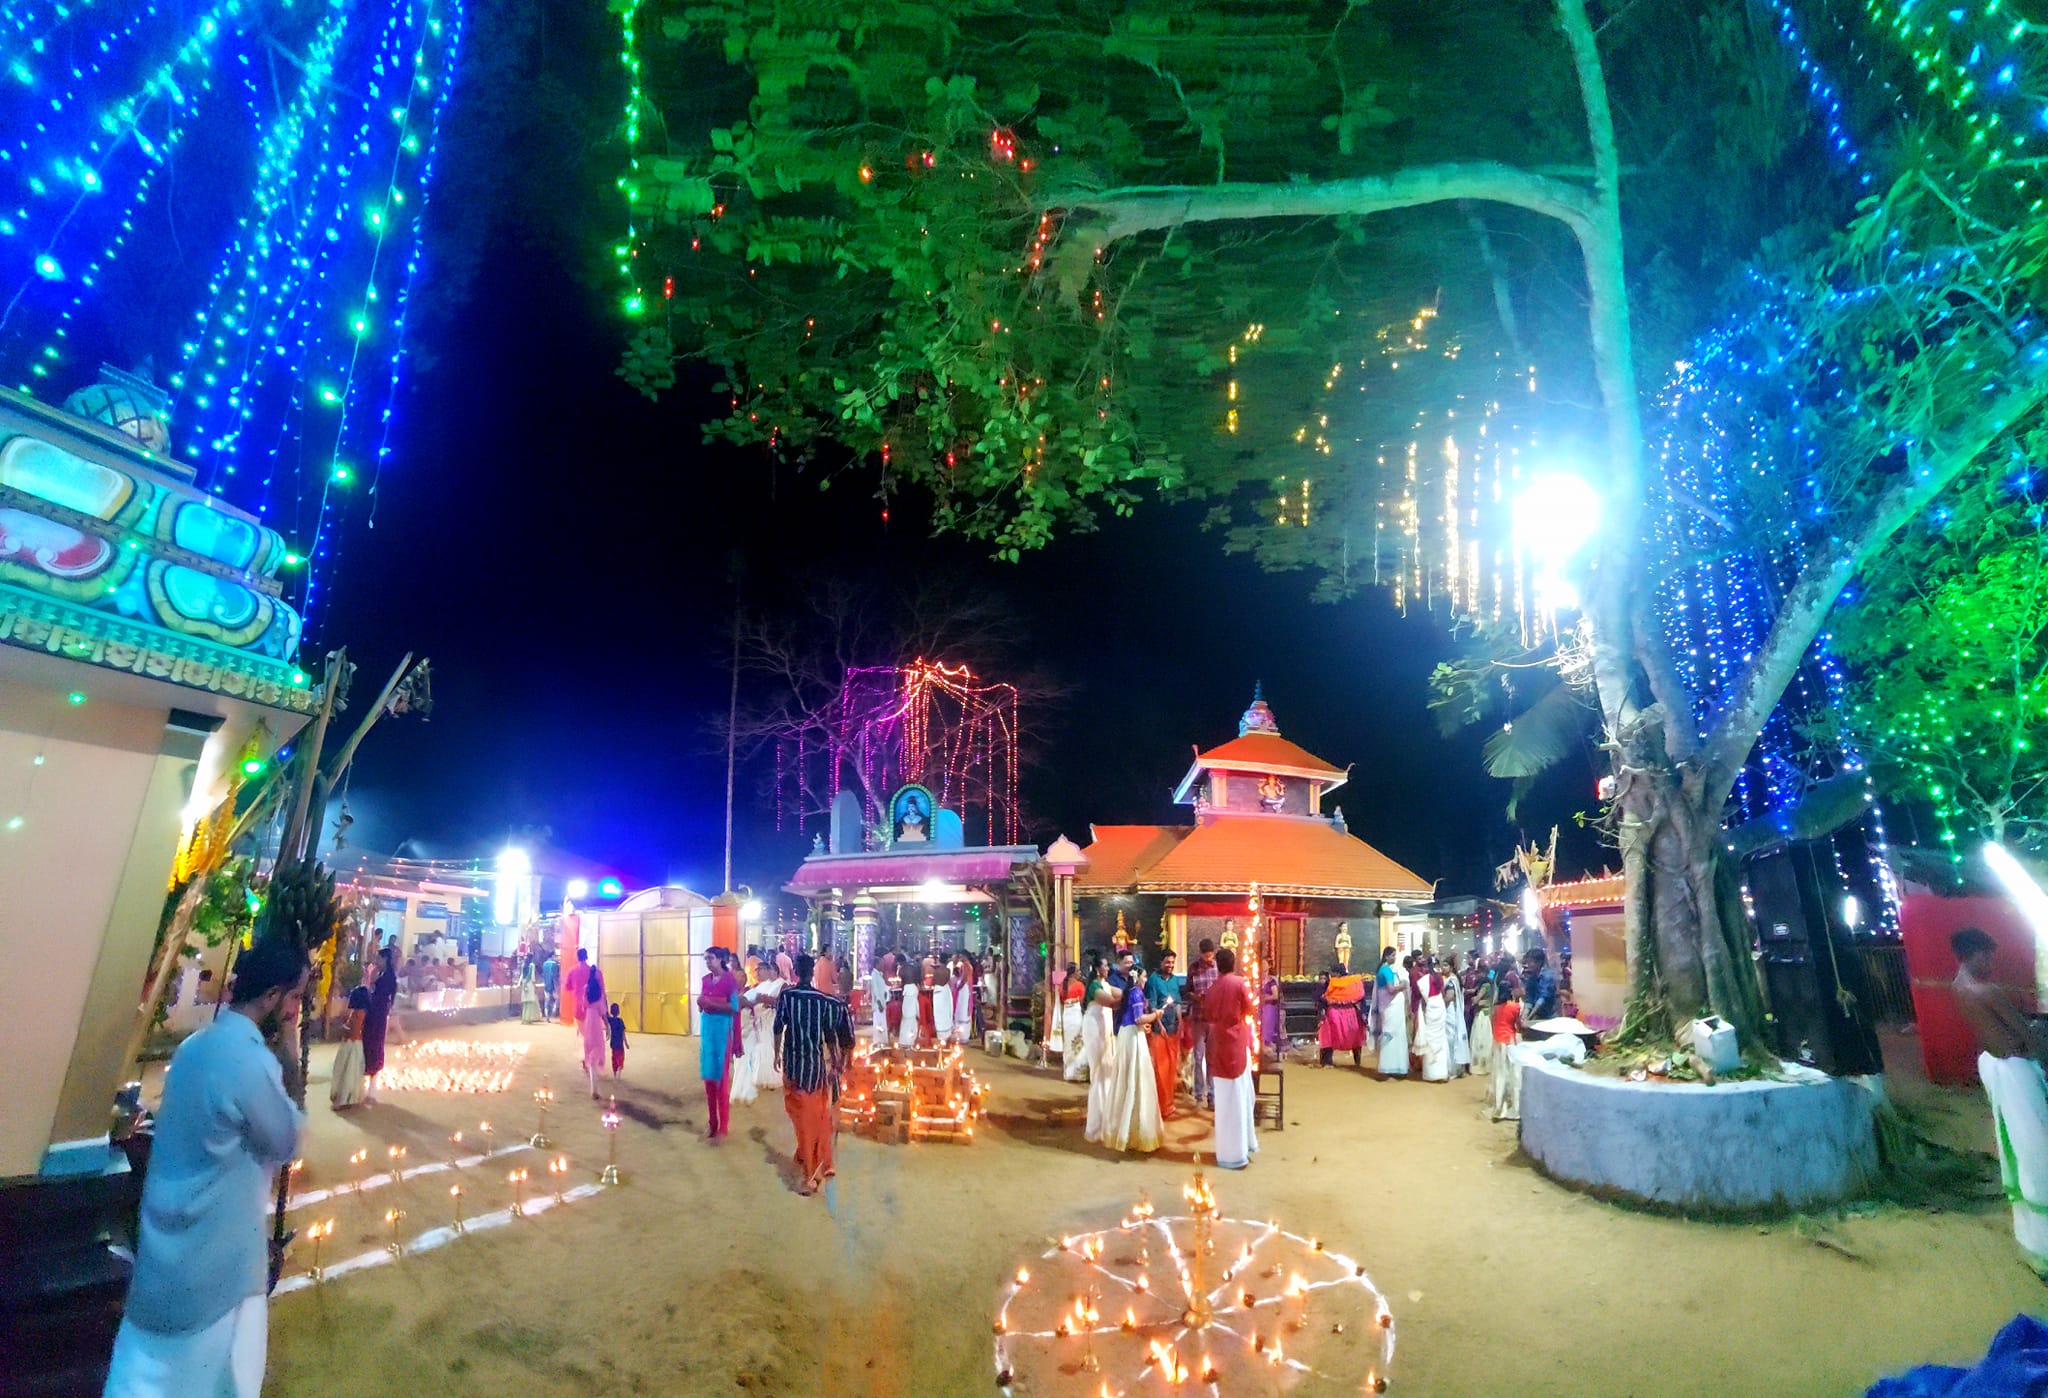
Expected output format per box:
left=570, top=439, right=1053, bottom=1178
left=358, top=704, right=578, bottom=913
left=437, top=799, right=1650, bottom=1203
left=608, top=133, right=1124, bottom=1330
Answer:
left=1515, top=472, right=1603, bottom=570
left=740, top=899, right=764, bottom=922
left=565, top=878, right=590, bottom=900
left=1840, top=894, right=1861, bottom=931
left=494, top=847, right=531, bottom=927
left=1984, top=843, right=2048, bottom=936
left=917, top=878, right=951, bottom=903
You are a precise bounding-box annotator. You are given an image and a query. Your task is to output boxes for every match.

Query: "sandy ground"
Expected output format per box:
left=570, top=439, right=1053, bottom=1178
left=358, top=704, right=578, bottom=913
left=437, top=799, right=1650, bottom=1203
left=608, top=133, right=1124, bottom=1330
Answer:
left=220, top=1018, right=2045, bottom=1397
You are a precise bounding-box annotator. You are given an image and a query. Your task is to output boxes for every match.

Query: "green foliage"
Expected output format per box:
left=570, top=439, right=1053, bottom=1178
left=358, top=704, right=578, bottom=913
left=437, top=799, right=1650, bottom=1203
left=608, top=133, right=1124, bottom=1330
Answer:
left=1832, top=466, right=2048, bottom=852
left=629, top=0, right=1603, bottom=557
left=625, top=0, right=1839, bottom=591
left=189, top=858, right=260, bottom=949
left=1428, top=620, right=1593, bottom=820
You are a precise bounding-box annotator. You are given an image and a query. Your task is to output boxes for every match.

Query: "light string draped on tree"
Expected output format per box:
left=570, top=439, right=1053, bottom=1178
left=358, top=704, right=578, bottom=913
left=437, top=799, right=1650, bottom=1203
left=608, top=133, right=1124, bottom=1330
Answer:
left=1770, top=0, right=2044, bottom=214
left=1234, top=299, right=1549, bottom=644
left=1646, top=306, right=1903, bottom=932
left=612, top=0, right=645, bottom=318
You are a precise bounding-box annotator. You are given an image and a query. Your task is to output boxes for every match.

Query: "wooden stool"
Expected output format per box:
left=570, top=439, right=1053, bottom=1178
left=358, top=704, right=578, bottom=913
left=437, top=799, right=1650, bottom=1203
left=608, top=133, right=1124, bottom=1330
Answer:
left=1254, top=1059, right=1285, bottom=1131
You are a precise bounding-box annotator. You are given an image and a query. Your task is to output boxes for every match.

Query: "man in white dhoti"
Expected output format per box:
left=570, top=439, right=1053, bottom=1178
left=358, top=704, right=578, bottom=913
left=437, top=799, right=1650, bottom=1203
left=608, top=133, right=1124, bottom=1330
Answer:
left=106, top=937, right=309, bottom=1398
left=1952, top=927, right=2048, bottom=1274
left=947, top=958, right=976, bottom=1045
left=866, top=953, right=893, bottom=1045
left=930, top=961, right=955, bottom=1043
left=896, top=960, right=923, bottom=1048
left=1203, top=948, right=1259, bottom=1169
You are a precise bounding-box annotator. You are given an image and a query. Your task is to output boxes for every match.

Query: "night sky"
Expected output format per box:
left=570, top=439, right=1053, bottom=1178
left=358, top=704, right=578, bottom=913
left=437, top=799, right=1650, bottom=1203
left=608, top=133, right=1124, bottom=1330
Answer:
left=314, top=226, right=1603, bottom=903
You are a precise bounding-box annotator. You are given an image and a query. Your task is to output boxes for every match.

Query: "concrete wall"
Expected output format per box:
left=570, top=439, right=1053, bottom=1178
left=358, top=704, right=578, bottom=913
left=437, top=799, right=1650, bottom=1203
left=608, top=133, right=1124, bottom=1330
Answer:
left=1519, top=1057, right=1880, bottom=1211
left=47, top=721, right=199, bottom=1160
left=0, top=677, right=166, bottom=1177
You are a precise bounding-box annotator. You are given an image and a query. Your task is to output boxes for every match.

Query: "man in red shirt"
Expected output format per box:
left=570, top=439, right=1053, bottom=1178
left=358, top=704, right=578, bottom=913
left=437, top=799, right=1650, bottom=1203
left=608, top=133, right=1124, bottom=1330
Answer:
left=1202, top=948, right=1259, bottom=1169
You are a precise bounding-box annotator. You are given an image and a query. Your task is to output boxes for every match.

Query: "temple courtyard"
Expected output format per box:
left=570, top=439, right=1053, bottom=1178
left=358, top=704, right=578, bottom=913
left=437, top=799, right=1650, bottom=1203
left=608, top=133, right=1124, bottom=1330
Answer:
left=243, top=1019, right=2040, bottom=1397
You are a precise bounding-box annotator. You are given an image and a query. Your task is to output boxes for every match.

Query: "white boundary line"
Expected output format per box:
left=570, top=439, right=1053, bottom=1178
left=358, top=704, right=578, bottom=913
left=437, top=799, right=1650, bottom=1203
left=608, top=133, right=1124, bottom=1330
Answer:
left=274, top=1182, right=607, bottom=1297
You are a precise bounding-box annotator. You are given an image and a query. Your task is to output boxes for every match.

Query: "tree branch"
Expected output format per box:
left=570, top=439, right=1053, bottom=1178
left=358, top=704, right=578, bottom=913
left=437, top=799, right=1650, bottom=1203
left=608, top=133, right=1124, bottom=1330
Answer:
left=1050, top=162, right=1599, bottom=245
left=1701, top=340, right=2048, bottom=808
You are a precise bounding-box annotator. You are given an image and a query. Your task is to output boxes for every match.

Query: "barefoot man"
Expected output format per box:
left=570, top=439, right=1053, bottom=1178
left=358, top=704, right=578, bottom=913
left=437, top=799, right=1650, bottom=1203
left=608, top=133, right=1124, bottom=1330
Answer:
left=1952, top=926, right=2048, bottom=1274
left=776, top=953, right=854, bottom=1196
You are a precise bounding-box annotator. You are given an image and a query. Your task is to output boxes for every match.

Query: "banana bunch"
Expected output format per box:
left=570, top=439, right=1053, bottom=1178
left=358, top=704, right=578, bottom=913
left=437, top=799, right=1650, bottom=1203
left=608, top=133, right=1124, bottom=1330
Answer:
left=257, top=860, right=340, bottom=952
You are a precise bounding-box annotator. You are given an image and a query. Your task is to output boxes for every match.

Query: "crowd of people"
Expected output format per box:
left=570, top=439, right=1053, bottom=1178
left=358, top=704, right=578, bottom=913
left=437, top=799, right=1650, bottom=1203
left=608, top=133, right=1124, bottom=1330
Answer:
left=1347, top=945, right=1566, bottom=1086
left=860, top=949, right=994, bottom=1049
left=1047, top=938, right=1580, bottom=1160
left=1053, top=940, right=1260, bottom=1168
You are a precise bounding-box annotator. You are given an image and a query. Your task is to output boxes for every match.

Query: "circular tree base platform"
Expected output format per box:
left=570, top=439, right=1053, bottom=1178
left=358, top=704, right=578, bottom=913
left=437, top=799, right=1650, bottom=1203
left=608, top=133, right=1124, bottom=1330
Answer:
left=1518, top=1057, right=1881, bottom=1212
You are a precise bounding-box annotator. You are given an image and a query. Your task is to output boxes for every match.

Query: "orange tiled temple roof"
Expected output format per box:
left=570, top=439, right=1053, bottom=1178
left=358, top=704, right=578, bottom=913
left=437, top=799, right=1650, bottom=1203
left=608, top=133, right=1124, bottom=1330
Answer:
left=1076, top=818, right=1431, bottom=901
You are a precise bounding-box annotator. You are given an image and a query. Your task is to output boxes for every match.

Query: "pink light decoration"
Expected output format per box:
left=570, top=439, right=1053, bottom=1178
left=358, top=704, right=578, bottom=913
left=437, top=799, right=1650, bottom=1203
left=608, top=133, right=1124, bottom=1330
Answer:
left=777, top=660, right=1022, bottom=845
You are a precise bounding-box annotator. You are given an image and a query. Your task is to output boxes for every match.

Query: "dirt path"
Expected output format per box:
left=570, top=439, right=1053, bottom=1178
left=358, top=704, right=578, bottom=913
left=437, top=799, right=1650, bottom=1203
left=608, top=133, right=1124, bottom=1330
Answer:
left=253, top=1020, right=2043, bottom=1396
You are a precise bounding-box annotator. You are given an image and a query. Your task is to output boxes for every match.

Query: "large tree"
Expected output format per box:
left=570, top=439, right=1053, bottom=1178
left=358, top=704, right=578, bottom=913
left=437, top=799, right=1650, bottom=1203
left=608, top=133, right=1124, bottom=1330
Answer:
left=621, top=0, right=2048, bottom=1043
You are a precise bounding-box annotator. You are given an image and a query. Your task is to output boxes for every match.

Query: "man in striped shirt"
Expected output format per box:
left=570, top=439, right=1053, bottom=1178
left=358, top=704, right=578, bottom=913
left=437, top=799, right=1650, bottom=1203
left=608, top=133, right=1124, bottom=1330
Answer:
left=774, top=953, right=854, bottom=1196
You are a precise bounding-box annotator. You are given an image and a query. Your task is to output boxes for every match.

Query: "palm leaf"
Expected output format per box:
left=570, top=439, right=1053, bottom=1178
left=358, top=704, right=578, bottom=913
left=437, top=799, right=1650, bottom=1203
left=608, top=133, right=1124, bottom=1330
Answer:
left=1482, top=684, right=1590, bottom=779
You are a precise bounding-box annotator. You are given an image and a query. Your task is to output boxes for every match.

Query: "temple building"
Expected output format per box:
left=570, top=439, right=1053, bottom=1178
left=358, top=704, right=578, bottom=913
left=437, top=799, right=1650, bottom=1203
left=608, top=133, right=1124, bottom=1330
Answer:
left=1070, top=691, right=1435, bottom=977
left=785, top=786, right=1039, bottom=972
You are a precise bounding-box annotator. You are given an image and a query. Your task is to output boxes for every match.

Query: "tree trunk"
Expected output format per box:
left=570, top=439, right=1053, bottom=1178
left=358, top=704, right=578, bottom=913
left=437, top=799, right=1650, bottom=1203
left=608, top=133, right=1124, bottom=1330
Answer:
left=1612, top=710, right=1766, bottom=1046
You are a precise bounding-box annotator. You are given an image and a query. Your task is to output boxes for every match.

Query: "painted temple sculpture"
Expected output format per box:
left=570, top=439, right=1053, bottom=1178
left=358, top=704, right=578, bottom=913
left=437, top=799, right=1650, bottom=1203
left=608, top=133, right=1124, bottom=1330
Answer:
left=0, top=368, right=309, bottom=707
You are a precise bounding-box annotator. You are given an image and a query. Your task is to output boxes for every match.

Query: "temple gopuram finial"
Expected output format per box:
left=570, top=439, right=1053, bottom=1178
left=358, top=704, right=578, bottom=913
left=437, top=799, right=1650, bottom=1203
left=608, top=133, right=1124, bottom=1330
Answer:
left=1238, top=684, right=1281, bottom=737
left=63, top=361, right=173, bottom=455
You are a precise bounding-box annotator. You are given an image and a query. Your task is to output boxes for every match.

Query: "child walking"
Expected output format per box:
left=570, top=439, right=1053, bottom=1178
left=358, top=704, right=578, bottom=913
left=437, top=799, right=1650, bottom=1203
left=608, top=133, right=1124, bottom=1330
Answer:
left=1490, top=979, right=1523, bottom=1121
left=607, top=1002, right=628, bottom=1080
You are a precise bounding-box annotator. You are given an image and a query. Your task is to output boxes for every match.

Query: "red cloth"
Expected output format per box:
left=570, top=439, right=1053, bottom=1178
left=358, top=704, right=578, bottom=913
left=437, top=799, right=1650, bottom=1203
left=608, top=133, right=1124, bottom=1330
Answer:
left=1203, top=973, right=1256, bottom=1079
left=611, top=1047, right=625, bottom=1074
left=705, top=1068, right=732, bottom=1138
left=1492, top=1001, right=1522, bottom=1045
left=917, top=985, right=937, bottom=1048
left=1318, top=1004, right=1365, bottom=1051
left=785, top=1084, right=835, bottom=1188
left=1148, top=1029, right=1182, bottom=1120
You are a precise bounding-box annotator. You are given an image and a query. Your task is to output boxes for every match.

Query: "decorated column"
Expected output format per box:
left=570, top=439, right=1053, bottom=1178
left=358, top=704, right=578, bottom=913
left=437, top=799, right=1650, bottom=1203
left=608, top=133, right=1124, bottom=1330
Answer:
left=850, top=896, right=879, bottom=980
left=1042, top=836, right=1087, bottom=1050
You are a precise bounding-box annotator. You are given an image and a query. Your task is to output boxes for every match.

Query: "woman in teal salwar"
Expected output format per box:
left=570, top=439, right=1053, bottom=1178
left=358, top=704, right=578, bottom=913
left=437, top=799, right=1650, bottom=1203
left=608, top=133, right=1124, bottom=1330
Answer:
left=698, top=948, right=742, bottom=1140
